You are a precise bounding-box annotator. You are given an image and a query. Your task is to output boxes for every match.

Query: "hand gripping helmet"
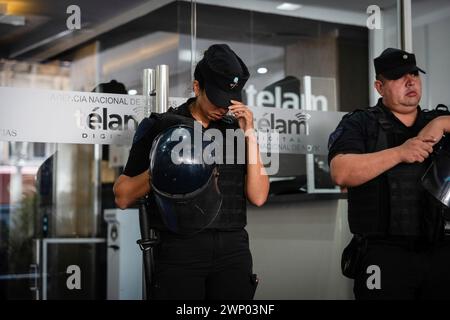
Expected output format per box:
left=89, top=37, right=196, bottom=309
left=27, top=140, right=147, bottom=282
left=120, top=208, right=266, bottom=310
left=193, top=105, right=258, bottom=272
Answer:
left=149, top=124, right=222, bottom=234
left=422, top=135, right=450, bottom=208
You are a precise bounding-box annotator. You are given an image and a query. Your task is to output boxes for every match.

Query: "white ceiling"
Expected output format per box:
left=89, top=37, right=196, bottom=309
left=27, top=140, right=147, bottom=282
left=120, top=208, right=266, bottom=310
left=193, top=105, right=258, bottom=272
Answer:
left=3, top=0, right=450, bottom=61
left=189, top=0, right=398, bottom=27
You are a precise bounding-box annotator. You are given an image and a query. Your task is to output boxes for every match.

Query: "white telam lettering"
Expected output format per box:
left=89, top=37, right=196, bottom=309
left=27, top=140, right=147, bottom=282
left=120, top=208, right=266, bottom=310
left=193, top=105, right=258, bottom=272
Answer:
left=245, top=84, right=328, bottom=110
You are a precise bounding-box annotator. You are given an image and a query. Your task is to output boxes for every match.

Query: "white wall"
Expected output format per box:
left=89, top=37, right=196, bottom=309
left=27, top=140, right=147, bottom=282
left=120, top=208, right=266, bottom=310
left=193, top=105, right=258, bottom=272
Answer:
left=247, top=198, right=353, bottom=300
left=413, top=16, right=450, bottom=109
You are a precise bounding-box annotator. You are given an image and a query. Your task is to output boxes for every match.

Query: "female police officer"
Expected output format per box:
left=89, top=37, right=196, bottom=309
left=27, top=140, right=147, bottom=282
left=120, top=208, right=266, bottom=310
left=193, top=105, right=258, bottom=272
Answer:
left=113, top=44, right=269, bottom=300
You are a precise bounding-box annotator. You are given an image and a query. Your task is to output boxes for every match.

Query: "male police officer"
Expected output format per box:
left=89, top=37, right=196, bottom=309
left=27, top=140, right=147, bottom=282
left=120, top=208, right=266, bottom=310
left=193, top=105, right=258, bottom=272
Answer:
left=113, top=44, right=269, bottom=299
left=329, top=48, right=450, bottom=299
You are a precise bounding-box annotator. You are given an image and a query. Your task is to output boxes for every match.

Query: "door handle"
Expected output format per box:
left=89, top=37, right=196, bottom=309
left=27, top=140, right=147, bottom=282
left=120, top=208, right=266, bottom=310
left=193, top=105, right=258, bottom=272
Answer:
left=29, top=264, right=39, bottom=292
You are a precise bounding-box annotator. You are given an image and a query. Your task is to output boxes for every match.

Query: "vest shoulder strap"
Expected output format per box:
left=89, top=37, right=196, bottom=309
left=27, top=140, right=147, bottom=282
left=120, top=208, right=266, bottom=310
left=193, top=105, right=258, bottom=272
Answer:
left=132, top=114, right=161, bottom=145
left=422, top=104, right=449, bottom=122
left=435, top=104, right=449, bottom=112
left=363, top=106, right=392, bottom=152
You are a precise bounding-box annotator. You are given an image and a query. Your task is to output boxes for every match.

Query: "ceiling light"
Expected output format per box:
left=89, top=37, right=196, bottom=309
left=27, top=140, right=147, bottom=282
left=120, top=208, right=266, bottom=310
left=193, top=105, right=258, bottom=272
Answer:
left=178, top=49, right=200, bottom=62
left=179, top=49, right=192, bottom=62
left=128, top=89, right=137, bottom=95
left=276, top=3, right=302, bottom=11
left=257, top=67, right=268, bottom=74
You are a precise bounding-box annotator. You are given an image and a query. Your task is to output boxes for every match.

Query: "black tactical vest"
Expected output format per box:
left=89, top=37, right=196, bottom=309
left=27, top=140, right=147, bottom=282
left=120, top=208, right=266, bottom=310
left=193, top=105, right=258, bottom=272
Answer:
left=146, top=102, right=247, bottom=231
left=348, top=105, right=446, bottom=238
left=205, top=116, right=247, bottom=230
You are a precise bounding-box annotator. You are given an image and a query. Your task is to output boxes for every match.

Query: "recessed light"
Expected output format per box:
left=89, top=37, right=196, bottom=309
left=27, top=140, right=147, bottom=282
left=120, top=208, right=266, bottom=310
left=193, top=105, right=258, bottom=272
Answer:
left=128, top=89, right=137, bottom=95
left=179, top=49, right=200, bottom=62
left=257, top=67, right=268, bottom=74
left=178, top=49, right=191, bottom=62
left=276, top=3, right=302, bottom=11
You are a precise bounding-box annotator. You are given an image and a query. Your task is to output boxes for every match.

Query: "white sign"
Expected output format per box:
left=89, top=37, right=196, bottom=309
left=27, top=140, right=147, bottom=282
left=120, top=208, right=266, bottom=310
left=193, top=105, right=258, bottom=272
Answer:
left=0, top=87, right=145, bottom=145
left=0, top=87, right=345, bottom=155
left=251, top=107, right=342, bottom=155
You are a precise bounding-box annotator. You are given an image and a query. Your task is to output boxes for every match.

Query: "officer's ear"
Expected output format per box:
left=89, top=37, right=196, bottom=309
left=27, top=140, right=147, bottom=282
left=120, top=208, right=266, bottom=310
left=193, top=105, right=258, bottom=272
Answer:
left=193, top=80, right=200, bottom=97
left=374, top=79, right=384, bottom=96
left=374, top=74, right=386, bottom=96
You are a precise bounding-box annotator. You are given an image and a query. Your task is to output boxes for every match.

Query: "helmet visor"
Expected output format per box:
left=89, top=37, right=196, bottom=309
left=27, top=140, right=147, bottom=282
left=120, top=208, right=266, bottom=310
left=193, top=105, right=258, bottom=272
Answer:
left=422, top=151, right=450, bottom=208
left=153, top=168, right=223, bottom=234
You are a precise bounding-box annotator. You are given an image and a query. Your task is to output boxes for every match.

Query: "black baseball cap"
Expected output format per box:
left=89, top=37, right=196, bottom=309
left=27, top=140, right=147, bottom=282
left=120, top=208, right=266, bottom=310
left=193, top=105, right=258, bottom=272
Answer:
left=374, top=48, right=426, bottom=80
left=195, top=44, right=250, bottom=109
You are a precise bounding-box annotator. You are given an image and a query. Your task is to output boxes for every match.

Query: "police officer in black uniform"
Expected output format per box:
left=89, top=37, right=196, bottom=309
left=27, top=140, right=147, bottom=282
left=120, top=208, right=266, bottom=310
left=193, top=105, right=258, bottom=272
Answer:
left=113, top=44, right=269, bottom=300
left=328, top=48, right=450, bottom=299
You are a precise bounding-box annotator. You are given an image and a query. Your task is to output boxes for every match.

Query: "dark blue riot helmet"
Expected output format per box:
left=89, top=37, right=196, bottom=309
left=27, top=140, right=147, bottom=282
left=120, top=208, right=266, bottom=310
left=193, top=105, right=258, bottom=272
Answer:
left=149, top=124, right=222, bottom=234
left=422, top=135, right=450, bottom=208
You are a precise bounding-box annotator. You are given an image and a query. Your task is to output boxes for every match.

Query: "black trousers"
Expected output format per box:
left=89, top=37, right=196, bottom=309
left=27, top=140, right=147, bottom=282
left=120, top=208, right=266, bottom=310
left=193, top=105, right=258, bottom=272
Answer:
left=354, top=238, right=450, bottom=299
left=150, top=229, right=257, bottom=300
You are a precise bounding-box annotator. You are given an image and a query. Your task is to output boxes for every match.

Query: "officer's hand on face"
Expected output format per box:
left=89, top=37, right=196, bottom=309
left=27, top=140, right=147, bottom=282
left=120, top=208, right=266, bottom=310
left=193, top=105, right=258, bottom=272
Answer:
left=396, top=136, right=434, bottom=163
left=229, top=100, right=254, bottom=132
left=418, top=118, right=445, bottom=146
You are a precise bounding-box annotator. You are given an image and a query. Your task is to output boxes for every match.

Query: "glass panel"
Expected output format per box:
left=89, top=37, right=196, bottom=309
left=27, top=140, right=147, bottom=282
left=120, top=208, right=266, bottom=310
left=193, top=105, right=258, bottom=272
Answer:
left=0, top=7, right=111, bottom=298
left=368, top=0, right=399, bottom=104
left=412, top=0, right=450, bottom=110
left=184, top=2, right=378, bottom=193
left=0, top=139, right=55, bottom=299
left=44, top=241, right=106, bottom=300
left=0, top=0, right=405, bottom=299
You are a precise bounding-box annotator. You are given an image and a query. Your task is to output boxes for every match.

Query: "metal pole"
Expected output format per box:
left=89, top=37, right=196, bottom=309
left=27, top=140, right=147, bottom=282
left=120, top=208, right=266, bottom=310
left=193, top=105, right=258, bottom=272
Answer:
left=142, top=68, right=155, bottom=118
left=190, top=0, right=197, bottom=84
left=156, top=64, right=169, bottom=113
left=139, top=68, right=156, bottom=300
left=304, top=76, right=315, bottom=194
left=398, top=0, right=412, bottom=52
left=137, top=64, right=170, bottom=299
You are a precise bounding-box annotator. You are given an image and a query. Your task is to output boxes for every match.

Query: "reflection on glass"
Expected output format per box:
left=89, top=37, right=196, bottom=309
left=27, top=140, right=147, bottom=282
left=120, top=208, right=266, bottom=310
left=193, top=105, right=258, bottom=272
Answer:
left=0, top=0, right=406, bottom=299
left=412, top=0, right=450, bottom=110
